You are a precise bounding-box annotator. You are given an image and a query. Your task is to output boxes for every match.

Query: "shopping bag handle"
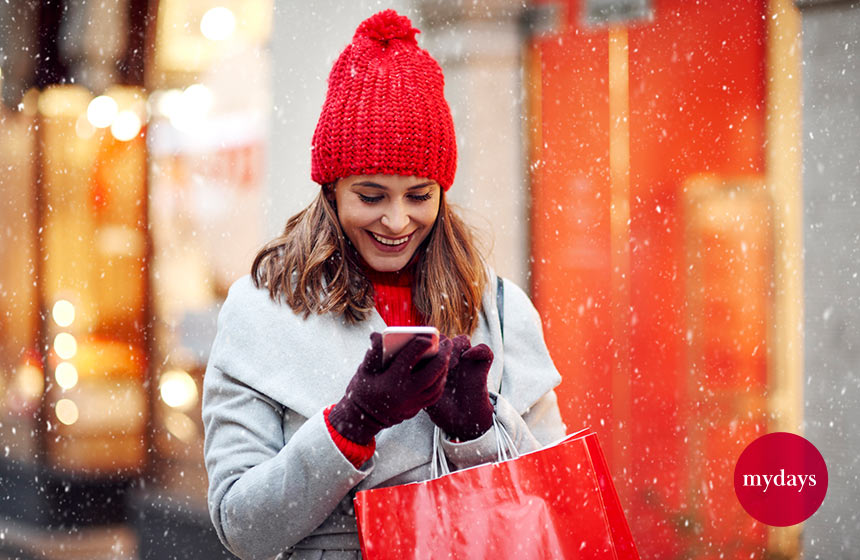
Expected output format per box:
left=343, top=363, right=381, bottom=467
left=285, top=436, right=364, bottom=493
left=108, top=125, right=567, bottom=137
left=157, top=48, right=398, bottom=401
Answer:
left=430, top=414, right=519, bottom=479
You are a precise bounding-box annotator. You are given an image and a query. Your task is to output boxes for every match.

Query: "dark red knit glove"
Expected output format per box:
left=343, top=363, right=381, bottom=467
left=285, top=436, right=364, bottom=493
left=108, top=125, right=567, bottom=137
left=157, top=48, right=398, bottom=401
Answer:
left=425, top=335, right=495, bottom=441
left=328, top=332, right=452, bottom=445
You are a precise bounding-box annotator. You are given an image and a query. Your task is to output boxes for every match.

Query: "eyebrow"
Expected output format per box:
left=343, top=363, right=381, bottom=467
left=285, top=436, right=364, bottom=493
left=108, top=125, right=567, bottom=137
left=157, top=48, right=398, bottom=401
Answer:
left=351, top=181, right=435, bottom=190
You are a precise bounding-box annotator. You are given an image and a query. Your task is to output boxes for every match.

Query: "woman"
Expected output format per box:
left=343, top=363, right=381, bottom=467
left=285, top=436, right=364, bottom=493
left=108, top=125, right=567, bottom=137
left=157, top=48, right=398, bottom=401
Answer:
left=202, top=10, right=566, bottom=560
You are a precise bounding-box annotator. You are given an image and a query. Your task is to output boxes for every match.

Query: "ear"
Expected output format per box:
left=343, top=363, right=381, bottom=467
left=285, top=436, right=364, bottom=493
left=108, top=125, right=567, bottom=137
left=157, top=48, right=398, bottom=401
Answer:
left=323, top=183, right=337, bottom=205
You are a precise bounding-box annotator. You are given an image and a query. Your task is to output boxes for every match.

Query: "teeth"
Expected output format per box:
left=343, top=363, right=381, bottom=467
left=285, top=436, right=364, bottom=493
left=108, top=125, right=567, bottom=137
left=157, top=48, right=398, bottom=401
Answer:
left=371, top=232, right=409, bottom=246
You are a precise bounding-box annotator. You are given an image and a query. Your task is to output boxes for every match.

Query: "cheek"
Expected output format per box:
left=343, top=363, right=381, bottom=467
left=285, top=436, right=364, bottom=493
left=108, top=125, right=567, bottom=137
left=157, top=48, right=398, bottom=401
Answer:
left=417, top=205, right=440, bottom=228
left=413, top=207, right=439, bottom=242
left=339, top=205, right=379, bottom=231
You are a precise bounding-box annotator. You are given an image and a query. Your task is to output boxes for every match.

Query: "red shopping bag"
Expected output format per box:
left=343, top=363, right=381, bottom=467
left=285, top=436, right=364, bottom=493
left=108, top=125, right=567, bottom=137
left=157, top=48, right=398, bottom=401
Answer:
left=354, top=427, right=640, bottom=559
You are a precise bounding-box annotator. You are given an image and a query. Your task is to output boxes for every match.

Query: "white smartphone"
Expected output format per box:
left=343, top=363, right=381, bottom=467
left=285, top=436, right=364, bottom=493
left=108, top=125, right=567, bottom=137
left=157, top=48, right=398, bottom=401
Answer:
left=382, top=326, right=440, bottom=366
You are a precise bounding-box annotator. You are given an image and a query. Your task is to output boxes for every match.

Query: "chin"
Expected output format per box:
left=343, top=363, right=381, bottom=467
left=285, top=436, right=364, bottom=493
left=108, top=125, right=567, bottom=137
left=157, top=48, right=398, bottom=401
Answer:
left=366, top=258, right=408, bottom=273
left=360, top=246, right=416, bottom=272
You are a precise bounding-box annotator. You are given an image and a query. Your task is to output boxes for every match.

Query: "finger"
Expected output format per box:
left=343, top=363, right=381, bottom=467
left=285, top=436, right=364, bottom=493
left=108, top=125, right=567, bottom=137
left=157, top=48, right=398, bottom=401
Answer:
left=363, top=332, right=384, bottom=372
left=415, top=366, right=449, bottom=408
left=425, top=367, right=449, bottom=403
left=461, top=343, right=493, bottom=364
left=417, top=383, right=446, bottom=410
left=389, top=334, right=434, bottom=372
left=451, top=334, right=471, bottom=357
left=408, top=336, right=452, bottom=391
left=435, top=334, right=451, bottom=365
left=447, top=334, right=469, bottom=372
left=435, top=336, right=454, bottom=363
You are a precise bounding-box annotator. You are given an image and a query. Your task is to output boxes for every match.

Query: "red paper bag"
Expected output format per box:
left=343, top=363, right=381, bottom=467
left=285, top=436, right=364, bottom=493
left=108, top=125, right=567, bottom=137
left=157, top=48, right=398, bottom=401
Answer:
left=354, top=428, right=640, bottom=559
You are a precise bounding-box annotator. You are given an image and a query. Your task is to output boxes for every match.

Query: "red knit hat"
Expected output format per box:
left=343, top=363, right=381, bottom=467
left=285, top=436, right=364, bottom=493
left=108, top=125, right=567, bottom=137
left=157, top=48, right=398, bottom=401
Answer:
left=311, top=10, right=457, bottom=191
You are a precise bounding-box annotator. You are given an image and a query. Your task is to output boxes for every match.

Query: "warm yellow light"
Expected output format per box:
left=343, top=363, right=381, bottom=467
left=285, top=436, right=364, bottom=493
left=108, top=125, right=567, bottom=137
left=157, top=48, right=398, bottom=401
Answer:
left=111, top=110, right=142, bottom=141
left=201, top=7, right=236, bottom=41
left=53, top=333, right=77, bottom=360
left=52, top=299, right=75, bottom=327
left=183, top=84, right=213, bottom=109
left=55, top=399, right=79, bottom=425
left=159, top=369, right=199, bottom=411
left=55, top=362, right=79, bottom=390
left=169, top=85, right=214, bottom=132
left=38, top=86, right=90, bottom=118
left=87, top=95, right=118, bottom=128
left=14, top=364, right=44, bottom=401
left=153, top=89, right=182, bottom=118
left=75, top=113, right=97, bottom=139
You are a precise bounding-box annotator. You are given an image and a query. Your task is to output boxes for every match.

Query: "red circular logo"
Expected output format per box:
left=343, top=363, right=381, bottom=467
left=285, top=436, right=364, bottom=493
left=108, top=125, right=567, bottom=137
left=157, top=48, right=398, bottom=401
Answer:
left=734, top=432, right=828, bottom=526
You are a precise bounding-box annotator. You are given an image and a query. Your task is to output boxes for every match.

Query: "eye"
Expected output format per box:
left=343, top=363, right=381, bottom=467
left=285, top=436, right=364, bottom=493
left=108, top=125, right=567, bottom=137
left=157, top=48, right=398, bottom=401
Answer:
left=408, top=192, right=433, bottom=202
left=358, top=193, right=383, bottom=204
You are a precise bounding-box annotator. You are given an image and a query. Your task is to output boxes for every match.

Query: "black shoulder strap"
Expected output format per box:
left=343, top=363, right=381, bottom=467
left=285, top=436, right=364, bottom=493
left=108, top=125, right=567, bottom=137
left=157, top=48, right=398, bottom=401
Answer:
left=496, top=276, right=504, bottom=343
left=496, top=276, right=505, bottom=395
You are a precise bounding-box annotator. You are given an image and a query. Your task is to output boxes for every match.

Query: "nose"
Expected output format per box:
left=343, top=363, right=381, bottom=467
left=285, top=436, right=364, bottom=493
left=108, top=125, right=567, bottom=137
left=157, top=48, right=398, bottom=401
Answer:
left=380, top=201, right=410, bottom=234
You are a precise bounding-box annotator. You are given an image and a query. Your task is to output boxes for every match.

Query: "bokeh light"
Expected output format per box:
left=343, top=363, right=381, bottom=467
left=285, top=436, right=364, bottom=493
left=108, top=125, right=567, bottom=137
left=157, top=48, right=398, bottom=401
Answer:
left=111, top=110, right=142, bottom=141
left=53, top=333, right=77, bottom=360
left=55, top=399, right=79, bottom=426
left=164, top=410, right=198, bottom=443
left=153, top=88, right=182, bottom=118
left=55, top=362, right=79, bottom=390
left=159, top=369, right=199, bottom=411
left=52, top=299, right=75, bottom=327
left=87, top=95, right=118, bottom=128
left=201, top=7, right=236, bottom=41
left=167, top=84, right=214, bottom=132
left=13, top=363, right=44, bottom=402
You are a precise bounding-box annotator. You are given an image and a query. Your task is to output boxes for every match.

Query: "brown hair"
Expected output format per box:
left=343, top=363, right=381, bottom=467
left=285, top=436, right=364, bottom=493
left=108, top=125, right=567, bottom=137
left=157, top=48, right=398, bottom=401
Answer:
left=250, top=187, right=487, bottom=337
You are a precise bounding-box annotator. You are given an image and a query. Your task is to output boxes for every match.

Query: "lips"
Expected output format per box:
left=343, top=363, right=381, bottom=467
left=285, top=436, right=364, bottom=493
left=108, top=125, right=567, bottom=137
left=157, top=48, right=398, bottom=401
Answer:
left=366, top=230, right=413, bottom=253
left=370, top=231, right=410, bottom=245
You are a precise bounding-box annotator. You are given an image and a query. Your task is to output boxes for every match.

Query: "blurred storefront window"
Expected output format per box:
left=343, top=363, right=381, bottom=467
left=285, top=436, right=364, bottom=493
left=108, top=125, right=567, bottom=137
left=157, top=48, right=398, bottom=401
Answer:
left=38, top=83, right=150, bottom=475
left=135, top=1, right=271, bottom=557
left=0, top=1, right=269, bottom=557
left=0, top=87, right=40, bottom=464
left=1, top=79, right=151, bottom=559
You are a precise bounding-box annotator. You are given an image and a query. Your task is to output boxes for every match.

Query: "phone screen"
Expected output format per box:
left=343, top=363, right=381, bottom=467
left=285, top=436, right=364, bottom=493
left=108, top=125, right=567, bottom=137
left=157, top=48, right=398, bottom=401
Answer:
left=382, top=326, right=440, bottom=366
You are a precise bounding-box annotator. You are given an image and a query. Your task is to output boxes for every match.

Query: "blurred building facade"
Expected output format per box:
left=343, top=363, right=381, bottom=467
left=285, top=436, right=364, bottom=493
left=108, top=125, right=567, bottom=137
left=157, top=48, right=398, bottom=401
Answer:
left=798, top=0, right=860, bottom=557
left=0, top=1, right=270, bottom=558
left=0, top=0, right=858, bottom=559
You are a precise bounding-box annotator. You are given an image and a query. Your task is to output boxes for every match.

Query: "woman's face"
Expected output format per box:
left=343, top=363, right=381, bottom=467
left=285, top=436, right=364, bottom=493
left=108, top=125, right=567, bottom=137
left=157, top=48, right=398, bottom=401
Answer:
left=333, top=174, right=441, bottom=272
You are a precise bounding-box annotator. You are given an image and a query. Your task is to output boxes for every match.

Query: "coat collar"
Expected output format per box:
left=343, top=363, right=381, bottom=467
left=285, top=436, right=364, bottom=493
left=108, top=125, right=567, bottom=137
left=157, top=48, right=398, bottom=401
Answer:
left=208, top=276, right=387, bottom=420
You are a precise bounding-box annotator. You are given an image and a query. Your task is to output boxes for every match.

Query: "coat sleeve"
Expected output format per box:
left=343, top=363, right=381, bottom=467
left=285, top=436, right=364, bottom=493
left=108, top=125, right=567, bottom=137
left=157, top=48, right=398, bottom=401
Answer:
left=202, top=364, right=372, bottom=560
left=440, top=277, right=567, bottom=468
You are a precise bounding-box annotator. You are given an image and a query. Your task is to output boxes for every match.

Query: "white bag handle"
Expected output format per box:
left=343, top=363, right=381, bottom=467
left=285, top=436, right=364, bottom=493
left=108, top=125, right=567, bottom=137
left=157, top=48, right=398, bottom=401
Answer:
left=431, top=415, right=519, bottom=479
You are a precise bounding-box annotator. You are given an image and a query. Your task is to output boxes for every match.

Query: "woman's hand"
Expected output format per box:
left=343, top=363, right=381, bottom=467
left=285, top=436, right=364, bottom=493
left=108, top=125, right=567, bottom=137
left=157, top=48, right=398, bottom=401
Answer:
left=328, top=332, right=453, bottom=445
left=425, top=335, right=495, bottom=441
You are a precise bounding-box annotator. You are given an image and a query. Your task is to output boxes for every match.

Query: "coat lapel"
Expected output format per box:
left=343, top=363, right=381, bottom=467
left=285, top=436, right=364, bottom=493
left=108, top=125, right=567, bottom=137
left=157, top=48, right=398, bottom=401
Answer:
left=208, top=275, right=387, bottom=419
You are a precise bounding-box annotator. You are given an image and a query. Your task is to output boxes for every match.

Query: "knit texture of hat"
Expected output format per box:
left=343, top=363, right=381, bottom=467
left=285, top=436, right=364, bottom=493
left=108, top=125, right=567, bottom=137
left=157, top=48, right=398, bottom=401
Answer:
left=311, top=10, right=457, bottom=190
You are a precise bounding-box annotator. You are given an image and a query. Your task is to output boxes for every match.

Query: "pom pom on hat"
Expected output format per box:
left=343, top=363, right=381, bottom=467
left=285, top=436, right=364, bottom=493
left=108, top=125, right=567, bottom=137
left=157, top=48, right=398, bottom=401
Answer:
left=311, top=10, right=457, bottom=190
left=354, top=9, right=419, bottom=44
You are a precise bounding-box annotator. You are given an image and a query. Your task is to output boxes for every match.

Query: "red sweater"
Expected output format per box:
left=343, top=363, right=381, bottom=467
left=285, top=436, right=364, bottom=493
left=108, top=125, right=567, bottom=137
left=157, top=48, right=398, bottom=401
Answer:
left=363, top=263, right=423, bottom=327
left=324, top=262, right=425, bottom=468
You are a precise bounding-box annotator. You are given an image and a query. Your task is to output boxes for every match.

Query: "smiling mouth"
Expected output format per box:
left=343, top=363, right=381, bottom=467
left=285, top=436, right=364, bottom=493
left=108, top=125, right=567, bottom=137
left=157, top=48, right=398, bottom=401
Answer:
left=369, top=231, right=412, bottom=246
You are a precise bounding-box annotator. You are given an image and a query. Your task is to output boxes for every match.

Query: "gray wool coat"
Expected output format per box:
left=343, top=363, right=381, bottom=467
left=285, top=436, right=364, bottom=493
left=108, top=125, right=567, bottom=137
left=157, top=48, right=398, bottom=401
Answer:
left=202, top=271, right=567, bottom=560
